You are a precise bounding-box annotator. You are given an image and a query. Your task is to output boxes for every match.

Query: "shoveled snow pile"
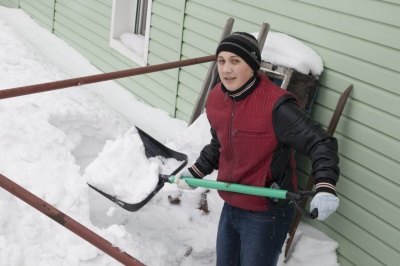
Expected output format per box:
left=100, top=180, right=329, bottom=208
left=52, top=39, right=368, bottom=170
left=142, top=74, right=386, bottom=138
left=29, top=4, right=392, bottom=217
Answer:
left=83, top=127, right=160, bottom=204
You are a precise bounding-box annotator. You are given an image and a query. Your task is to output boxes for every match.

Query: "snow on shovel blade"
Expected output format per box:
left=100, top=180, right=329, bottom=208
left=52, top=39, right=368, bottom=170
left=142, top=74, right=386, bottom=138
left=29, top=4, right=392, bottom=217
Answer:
left=89, top=127, right=188, bottom=212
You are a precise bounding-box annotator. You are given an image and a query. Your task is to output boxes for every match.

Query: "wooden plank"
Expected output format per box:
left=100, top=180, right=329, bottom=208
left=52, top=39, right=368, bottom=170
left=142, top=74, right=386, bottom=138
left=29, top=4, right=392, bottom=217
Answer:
left=150, top=27, right=180, bottom=51
left=307, top=218, right=392, bottom=265
left=145, top=53, right=180, bottom=84
left=315, top=89, right=400, bottom=140
left=338, top=188, right=400, bottom=250
left=135, top=75, right=175, bottom=102
left=189, top=0, right=259, bottom=30
left=181, top=62, right=210, bottom=82
left=335, top=255, right=353, bottom=266
left=147, top=71, right=177, bottom=92
left=297, top=0, right=400, bottom=27
left=156, top=0, right=183, bottom=10
left=55, top=11, right=109, bottom=40
left=296, top=145, right=399, bottom=211
left=22, top=0, right=53, bottom=9
left=317, top=49, right=400, bottom=97
left=339, top=157, right=399, bottom=208
left=182, top=28, right=218, bottom=55
left=53, top=24, right=123, bottom=69
left=297, top=153, right=399, bottom=219
left=178, top=71, right=204, bottom=100
left=95, top=0, right=111, bottom=7
left=176, top=96, right=195, bottom=118
left=0, top=0, right=20, bottom=8
left=118, top=78, right=175, bottom=116
left=148, top=40, right=179, bottom=63
left=308, top=26, right=398, bottom=73
left=320, top=69, right=400, bottom=110
left=237, top=0, right=400, bottom=49
left=183, top=15, right=226, bottom=47
left=335, top=174, right=400, bottom=229
left=186, top=2, right=258, bottom=34
left=57, top=0, right=110, bottom=18
left=314, top=107, right=400, bottom=162
left=56, top=0, right=110, bottom=28
left=54, top=20, right=154, bottom=76
left=19, top=0, right=53, bottom=30
left=185, top=1, right=237, bottom=28
left=313, top=210, right=400, bottom=266
left=151, top=14, right=181, bottom=38
left=175, top=109, right=190, bottom=122
left=157, top=0, right=183, bottom=12
left=380, top=0, right=400, bottom=4
left=177, top=83, right=201, bottom=105
left=314, top=36, right=400, bottom=74
left=193, top=0, right=400, bottom=71
left=151, top=1, right=181, bottom=22
left=337, top=133, right=399, bottom=186
left=320, top=60, right=400, bottom=98
left=181, top=43, right=210, bottom=59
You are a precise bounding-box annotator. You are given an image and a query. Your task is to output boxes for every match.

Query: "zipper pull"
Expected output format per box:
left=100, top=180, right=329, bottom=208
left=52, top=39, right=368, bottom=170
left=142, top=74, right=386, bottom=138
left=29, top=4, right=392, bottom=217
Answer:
left=231, top=129, right=238, bottom=136
left=224, top=92, right=228, bottom=100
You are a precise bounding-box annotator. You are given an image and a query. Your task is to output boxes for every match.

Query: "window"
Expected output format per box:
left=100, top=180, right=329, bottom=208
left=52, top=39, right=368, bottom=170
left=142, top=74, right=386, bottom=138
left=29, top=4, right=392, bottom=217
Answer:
left=110, top=0, right=152, bottom=66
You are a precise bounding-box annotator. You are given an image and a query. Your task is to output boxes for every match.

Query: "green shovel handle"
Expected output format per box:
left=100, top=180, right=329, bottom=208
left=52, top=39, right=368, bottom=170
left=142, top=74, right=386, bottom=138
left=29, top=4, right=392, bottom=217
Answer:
left=168, top=176, right=288, bottom=199
left=165, top=175, right=318, bottom=219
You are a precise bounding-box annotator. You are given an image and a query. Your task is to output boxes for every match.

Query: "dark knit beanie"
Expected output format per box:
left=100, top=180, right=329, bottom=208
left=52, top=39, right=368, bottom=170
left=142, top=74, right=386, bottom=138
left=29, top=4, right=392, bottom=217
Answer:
left=216, top=32, right=261, bottom=72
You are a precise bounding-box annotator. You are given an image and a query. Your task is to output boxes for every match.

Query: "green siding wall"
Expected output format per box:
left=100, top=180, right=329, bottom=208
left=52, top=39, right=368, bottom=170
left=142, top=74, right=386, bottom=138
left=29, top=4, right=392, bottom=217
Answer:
left=1, top=0, right=399, bottom=265
left=147, top=0, right=187, bottom=119
left=53, top=0, right=187, bottom=117
left=19, top=0, right=54, bottom=31
left=0, top=0, right=18, bottom=8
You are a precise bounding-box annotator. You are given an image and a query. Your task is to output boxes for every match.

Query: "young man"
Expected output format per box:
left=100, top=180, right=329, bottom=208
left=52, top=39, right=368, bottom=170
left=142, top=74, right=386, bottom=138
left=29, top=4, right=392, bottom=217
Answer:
left=175, top=32, right=340, bottom=266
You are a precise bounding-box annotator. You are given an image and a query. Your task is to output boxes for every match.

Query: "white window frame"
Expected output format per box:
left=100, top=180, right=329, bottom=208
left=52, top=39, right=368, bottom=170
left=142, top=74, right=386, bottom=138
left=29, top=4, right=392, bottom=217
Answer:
left=109, top=0, right=152, bottom=66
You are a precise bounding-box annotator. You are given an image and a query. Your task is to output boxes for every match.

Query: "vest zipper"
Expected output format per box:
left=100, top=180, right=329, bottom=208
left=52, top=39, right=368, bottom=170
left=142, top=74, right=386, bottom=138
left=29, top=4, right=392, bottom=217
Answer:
left=228, top=100, right=236, bottom=204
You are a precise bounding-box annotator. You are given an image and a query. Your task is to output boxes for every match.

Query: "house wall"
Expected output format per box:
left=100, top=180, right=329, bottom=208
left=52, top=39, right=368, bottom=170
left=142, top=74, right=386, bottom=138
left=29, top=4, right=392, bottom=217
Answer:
left=51, top=0, right=180, bottom=115
left=183, top=4, right=400, bottom=266
left=0, top=0, right=18, bottom=8
left=147, top=0, right=188, bottom=119
left=0, top=0, right=399, bottom=265
left=19, top=0, right=54, bottom=31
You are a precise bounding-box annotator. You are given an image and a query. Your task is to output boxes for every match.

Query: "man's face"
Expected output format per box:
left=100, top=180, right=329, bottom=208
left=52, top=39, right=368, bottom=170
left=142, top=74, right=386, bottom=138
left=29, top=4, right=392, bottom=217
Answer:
left=217, top=51, right=254, bottom=91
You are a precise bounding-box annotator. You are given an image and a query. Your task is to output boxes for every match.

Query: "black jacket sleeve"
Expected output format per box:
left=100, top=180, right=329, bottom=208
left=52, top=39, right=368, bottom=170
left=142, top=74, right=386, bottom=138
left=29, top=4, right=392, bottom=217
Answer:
left=188, top=126, right=220, bottom=178
left=272, top=94, right=340, bottom=194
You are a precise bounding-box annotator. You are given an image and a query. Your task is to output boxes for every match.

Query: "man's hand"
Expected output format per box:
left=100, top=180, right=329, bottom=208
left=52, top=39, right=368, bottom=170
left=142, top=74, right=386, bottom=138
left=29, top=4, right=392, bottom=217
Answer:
left=310, top=192, right=339, bottom=220
left=174, top=170, right=197, bottom=190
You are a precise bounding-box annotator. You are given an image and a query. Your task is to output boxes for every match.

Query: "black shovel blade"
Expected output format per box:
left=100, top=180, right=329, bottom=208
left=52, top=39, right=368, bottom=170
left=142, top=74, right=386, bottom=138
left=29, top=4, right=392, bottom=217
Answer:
left=89, top=126, right=188, bottom=212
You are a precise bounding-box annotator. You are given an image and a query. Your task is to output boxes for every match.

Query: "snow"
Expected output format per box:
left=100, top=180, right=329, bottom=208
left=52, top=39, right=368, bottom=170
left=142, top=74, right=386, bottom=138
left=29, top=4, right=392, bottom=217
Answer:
left=252, top=32, right=324, bottom=77
left=120, top=33, right=145, bottom=57
left=83, top=127, right=161, bottom=204
left=0, top=7, right=338, bottom=266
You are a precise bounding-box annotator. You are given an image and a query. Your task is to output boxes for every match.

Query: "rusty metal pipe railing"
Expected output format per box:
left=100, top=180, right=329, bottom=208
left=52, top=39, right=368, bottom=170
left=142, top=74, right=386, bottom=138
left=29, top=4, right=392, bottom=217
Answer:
left=0, top=173, right=145, bottom=266
left=0, top=55, right=216, bottom=100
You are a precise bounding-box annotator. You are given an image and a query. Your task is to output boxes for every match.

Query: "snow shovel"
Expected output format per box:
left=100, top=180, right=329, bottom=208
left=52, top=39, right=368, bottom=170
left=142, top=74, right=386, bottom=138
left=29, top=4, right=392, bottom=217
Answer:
left=89, top=126, right=317, bottom=218
left=89, top=126, right=189, bottom=212
left=163, top=175, right=318, bottom=219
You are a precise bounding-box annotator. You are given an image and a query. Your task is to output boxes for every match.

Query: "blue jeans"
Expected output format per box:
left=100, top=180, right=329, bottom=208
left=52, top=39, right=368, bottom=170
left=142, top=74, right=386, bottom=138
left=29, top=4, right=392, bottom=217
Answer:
left=216, top=202, right=295, bottom=266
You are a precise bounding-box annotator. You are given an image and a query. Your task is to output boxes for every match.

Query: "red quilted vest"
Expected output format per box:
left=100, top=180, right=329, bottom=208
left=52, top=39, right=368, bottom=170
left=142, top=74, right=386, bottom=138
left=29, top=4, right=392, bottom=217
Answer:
left=206, top=74, right=293, bottom=211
